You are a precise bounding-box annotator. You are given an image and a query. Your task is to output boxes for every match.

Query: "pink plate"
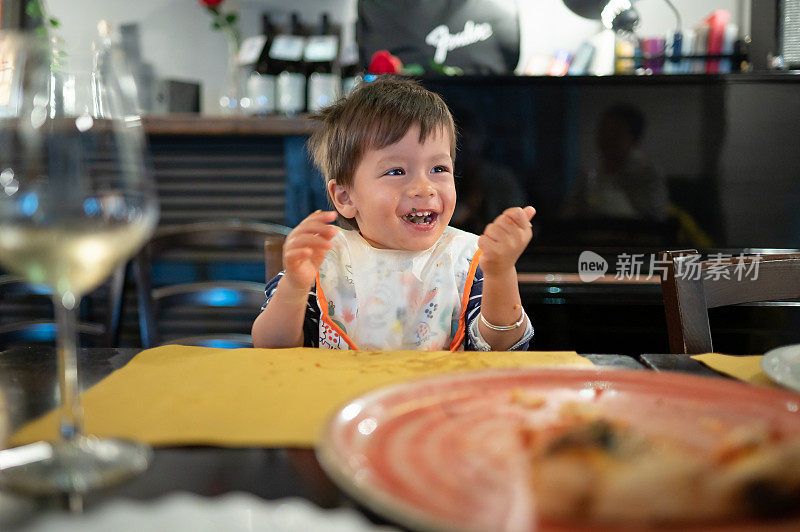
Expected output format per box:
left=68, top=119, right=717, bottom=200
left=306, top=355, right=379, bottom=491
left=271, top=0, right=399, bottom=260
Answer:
left=316, top=367, right=800, bottom=532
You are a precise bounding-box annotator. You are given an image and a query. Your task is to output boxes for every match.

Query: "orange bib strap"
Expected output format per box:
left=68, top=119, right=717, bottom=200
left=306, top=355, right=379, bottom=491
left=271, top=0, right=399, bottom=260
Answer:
left=315, top=272, right=359, bottom=350
left=449, top=248, right=482, bottom=351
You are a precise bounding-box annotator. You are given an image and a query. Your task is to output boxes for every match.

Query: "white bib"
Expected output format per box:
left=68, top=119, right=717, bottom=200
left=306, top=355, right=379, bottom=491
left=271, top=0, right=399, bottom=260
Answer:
left=316, top=227, right=480, bottom=351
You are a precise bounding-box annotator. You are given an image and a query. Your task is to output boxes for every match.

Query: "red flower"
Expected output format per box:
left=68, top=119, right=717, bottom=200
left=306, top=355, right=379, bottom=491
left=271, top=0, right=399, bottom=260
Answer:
left=368, top=50, right=402, bottom=74
left=199, top=0, right=225, bottom=8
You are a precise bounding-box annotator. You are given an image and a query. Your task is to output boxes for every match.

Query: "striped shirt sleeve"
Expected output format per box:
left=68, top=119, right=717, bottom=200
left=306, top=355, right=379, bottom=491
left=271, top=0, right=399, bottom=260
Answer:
left=262, top=271, right=319, bottom=347
left=464, top=266, right=534, bottom=351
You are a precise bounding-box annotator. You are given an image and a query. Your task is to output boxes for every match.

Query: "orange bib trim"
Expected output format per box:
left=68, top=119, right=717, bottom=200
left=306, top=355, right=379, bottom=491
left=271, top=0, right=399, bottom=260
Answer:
left=448, top=248, right=482, bottom=351
left=315, top=271, right=359, bottom=350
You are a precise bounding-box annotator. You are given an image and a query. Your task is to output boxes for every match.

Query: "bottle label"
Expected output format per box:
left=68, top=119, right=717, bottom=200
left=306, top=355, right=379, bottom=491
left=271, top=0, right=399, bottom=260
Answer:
left=246, top=73, right=276, bottom=113
left=270, top=36, right=306, bottom=61
left=277, top=72, right=306, bottom=113
left=238, top=35, right=268, bottom=65
left=308, top=72, right=341, bottom=112
left=304, top=36, right=339, bottom=62
left=339, top=42, right=359, bottom=65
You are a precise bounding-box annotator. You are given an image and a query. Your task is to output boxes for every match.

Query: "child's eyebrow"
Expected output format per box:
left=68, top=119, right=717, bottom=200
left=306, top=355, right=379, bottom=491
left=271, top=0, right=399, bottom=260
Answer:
left=375, top=155, right=404, bottom=167
left=374, top=152, right=452, bottom=167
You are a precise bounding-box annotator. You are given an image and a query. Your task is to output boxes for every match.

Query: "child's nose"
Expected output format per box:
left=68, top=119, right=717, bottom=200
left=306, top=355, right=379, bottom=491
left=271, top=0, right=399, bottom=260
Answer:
left=407, top=173, right=435, bottom=198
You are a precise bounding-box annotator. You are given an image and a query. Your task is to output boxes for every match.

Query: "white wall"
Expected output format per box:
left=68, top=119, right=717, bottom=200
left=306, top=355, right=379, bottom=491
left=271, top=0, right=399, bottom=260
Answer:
left=47, top=0, right=749, bottom=115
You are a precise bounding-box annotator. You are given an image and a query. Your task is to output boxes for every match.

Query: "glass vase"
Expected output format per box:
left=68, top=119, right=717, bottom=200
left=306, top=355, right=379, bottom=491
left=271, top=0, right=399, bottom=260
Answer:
left=218, top=35, right=245, bottom=114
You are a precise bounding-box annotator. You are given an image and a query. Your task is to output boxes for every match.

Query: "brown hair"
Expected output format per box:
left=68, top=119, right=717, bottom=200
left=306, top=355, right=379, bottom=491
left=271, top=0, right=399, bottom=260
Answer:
left=307, top=76, right=456, bottom=228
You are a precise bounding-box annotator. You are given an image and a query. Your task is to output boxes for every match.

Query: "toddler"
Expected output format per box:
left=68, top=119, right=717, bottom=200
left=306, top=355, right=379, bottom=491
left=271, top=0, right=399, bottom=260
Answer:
left=252, top=77, right=535, bottom=351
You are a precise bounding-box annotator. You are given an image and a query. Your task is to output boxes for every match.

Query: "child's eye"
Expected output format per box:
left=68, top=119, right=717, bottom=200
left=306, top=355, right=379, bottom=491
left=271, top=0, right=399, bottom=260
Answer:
left=431, top=165, right=451, bottom=174
left=385, top=168, right=405, bottom=176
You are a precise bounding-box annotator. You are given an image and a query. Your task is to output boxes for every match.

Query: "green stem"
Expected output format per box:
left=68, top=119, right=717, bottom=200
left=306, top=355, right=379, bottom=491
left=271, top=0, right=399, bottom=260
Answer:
left=223, top=24, right=240, bottom=52
left=222, top=24, right=240, bottom=55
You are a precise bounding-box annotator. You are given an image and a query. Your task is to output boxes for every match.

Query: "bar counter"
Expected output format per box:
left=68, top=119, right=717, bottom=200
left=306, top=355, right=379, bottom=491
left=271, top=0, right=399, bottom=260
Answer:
left=143, top=114, right=319, bottom=136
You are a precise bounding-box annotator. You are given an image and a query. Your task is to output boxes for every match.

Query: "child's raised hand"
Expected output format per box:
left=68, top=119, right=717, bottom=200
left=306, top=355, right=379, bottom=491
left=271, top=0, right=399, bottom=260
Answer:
left=281, top=210, right=338, bottom=290
left=478, top=206, right=536, bottom=276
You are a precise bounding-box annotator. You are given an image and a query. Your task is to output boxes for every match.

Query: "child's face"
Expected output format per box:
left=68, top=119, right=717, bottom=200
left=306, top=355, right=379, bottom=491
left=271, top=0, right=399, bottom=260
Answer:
left=330, top=124, right=456, bottom=251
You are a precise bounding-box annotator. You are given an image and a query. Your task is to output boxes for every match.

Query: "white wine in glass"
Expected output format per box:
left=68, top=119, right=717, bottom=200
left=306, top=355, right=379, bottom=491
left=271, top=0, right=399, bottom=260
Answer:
left=0, top=31, right=158, bottom=493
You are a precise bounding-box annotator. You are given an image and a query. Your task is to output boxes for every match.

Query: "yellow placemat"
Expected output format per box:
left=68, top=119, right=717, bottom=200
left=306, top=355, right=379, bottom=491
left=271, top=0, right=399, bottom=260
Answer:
left=691, top=353, right=775, bottom=387
left=11, top=347, right=590, bottom=448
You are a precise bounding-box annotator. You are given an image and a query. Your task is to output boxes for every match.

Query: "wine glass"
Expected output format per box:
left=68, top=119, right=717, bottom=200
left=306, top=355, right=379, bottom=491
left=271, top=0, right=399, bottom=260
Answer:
left=0, top=31, right=158, bottom=493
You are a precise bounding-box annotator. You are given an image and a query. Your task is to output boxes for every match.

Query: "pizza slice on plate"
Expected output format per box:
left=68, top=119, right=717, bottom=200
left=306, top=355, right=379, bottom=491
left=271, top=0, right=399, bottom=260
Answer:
left=525, top=404, right=800, bottom=526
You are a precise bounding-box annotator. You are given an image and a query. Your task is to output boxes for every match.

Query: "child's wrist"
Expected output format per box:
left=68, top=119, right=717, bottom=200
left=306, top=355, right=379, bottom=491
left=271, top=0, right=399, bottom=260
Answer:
left=277, top=275, right=311, bottom=302
left=481, top=265, right=517, bottom=280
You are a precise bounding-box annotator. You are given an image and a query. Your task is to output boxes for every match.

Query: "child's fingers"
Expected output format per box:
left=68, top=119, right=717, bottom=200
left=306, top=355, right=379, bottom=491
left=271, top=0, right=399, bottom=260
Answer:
left=523, top=205, right=536, bottom=221
left=286, top=223, right=337, bottom=248
left=490, top=216, right=524, bottom=240
left=488, top=216, right=531, bottom=247
left=310, top=246, right=330, bottom=264
left=500, top=207, right=534, bottom=230
left=285, top=246, right=330, bottom=272
left=294, top=223, right=338, bottom=241
left=284, top=247, right=312, bottom=265
left=477, top=234, right=496, bottom=253
left=308, top=209, right=338, bottom=221
left=483, top=222, right=515, bottom=247
left=286, top=234, right=335, bottom=251
left=290, top=211, right=337, bottom=235
left=307, top=210, right=338, bottom=227
left=478, top=235, right=510, bottom=264
left=294, top=214, right=338, bottom=233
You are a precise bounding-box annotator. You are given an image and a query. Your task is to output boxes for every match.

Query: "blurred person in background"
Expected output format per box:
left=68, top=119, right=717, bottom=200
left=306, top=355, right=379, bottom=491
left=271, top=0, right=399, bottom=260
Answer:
left=561, top=103, right=668, bottom=222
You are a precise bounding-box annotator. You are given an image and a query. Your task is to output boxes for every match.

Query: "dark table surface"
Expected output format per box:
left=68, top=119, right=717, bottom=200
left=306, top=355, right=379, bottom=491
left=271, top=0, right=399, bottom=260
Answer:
left=0, top=346, right=731, bottom=529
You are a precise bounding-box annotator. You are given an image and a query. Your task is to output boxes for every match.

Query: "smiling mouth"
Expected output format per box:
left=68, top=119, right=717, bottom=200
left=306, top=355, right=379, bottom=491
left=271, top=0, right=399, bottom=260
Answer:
left=401, top=210, right=438, bottom=225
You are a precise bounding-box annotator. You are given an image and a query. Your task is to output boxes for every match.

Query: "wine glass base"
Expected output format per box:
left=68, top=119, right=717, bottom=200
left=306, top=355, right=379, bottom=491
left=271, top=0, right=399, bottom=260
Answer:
left=0, top=437, right=151, bottom=495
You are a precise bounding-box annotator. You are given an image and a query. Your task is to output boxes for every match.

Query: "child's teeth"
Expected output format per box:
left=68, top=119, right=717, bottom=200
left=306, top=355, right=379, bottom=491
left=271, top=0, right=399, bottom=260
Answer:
left=404, top=211, right=434, bottom=223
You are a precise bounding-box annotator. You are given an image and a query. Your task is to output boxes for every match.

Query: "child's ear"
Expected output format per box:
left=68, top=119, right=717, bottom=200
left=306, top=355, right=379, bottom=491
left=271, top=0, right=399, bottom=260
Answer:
left=327, top=180, right=357, bottom=219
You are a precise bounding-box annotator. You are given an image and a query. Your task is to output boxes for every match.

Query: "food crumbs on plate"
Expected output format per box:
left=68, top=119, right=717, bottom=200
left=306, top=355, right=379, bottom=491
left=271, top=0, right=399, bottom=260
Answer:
left=558, top=401, right=602, bottom=422
left=525, top=406, right=800, bottom=525
left=592, top=388, right=605, bottom=400
left=510, top=388, right=547, bottom=409
left=712, top=424, right=772, bottom=464
left=518, top=425, right=536, bottom=448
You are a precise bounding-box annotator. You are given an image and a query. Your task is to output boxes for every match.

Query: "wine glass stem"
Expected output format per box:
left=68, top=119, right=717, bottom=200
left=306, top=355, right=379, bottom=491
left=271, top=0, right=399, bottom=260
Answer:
left=53, top=294, right=84, bottom=441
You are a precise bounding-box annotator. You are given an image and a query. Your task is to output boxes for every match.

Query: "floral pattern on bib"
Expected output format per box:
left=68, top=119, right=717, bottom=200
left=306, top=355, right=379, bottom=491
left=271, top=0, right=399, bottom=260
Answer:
left=316, top=227, right=479, bottom=351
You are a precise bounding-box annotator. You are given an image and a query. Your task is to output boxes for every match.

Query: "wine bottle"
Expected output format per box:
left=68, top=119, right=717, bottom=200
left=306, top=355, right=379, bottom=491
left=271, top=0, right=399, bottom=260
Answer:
left=340, top=42, right=362, bottom=97
left=305, top=13, right=340, bottom=112
left=246, top=14, right=278, bottom=114
left=92, top=21, right=143, bottom=117
left=273, top=12, right=308, bottom=115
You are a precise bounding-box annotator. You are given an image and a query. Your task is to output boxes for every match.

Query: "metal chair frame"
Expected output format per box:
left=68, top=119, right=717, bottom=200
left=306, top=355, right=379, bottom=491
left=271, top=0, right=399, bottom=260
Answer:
left=0, top=267, right=125, bottom=349
left=134, top=220, right=289, bottom=348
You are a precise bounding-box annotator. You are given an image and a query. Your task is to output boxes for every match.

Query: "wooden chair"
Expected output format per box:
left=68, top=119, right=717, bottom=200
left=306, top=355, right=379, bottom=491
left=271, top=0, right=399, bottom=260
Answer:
left=0, top=267, right=125, bottom=349
left=134, top=220, right=290, bottom=349
left=658, top=250, right=800, bottom=354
